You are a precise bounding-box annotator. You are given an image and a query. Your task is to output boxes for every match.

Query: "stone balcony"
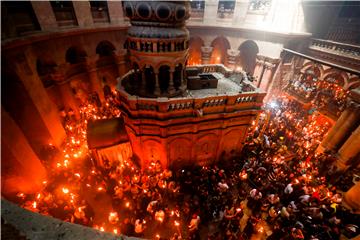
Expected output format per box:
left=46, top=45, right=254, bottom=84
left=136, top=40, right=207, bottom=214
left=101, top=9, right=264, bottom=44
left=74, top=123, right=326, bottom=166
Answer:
left=117, top=64, right=265, bottom=120
left=308, top=38, right=360, bottom=69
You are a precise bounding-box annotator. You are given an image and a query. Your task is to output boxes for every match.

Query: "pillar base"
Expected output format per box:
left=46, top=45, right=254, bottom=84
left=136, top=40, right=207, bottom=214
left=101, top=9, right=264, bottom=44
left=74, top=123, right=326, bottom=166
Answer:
left=168, top=86, right=176, bottom=95
left=343, top=182, right=360, bottom=213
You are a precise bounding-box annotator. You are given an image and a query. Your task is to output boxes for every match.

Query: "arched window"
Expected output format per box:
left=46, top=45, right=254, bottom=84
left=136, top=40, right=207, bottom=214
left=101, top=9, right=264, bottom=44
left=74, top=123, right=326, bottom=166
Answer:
left=65, top=47, right=87, bottom=64
left=210, top=36, right=231, bottom=64
left=238, top=40, right=259, bottom=75
left=144, top=66, right=155, bottom=94
left=188, top=37, right=204, bottom=65
left=96, top=41, right=116, bottom=57
left=158, top=65, right=170, bottom=93
left=174, top=64, right=183, bottom=89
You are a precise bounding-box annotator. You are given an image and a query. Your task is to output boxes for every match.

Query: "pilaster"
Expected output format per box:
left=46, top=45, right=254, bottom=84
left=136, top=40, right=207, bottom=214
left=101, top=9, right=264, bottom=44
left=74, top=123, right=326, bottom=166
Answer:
left=226, top=49, right=240, bottom=69
left=114, top=49, right=128, bottom=78
left=72, top=1, right=93, bottom=27
left=86, top=56, right=104, bottom=102
left=10, top=53, right=66, bottom=149
left=31, top=1, right=57, bottom=30
left=344, top=182, right=360, bottom=213
left=201, top=46, right=213, bottom=64
left=1, top=108, right=47, bottom=195
left=337, top=124, right=360, bottom=170
left=108, top=1, right=125, bottom=25
left=322, top=101, right=360, bottom=152
left=51, top=65, right=80, bottom=118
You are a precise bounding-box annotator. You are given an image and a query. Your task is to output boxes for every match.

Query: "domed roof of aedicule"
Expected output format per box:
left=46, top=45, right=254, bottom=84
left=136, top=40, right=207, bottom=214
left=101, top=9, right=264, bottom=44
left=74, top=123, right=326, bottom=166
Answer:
left=123, top=1, right=189, bottom=26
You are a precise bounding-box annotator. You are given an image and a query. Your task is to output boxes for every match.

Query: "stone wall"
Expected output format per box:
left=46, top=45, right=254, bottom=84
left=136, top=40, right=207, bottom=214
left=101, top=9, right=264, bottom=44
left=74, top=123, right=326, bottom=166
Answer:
left=1, top=199, right=142, bottom=240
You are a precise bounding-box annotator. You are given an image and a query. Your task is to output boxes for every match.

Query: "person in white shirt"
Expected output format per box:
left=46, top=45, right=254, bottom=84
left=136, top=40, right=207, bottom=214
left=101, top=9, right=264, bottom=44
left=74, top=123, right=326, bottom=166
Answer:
left=188, top=214, right=200, bottom=232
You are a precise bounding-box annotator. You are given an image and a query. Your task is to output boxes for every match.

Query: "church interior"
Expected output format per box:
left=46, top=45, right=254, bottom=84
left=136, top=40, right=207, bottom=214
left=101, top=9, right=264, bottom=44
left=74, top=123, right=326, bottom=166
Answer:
left=1, top=1, right=360, bottom=239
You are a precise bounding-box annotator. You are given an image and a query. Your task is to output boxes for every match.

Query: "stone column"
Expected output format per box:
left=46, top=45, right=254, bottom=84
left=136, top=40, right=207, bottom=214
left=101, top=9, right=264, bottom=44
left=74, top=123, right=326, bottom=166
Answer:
left=168, top=69, right=175, bottom=94
left=30, top=1, right=57, bottom=30
left=154, top=70, right=161, bottom=96
left=72, top=1, right=93, bottom=27
left=1, top=108, right=47, bottom=196
left=9, top=53, right=66, bottom=149
left=201, top=46, right=213, bottom=64
left=321, top=101, right=360, bottom=152
left=108, top=1, right=124, bottom=24
left=337, top=124, right=360, bottom=169
left=203, top=0, right=219, bottom=25
left=141, top=69, right=147, bottom=94
left=51, top=68, right=80, bottom=119
left=257, top=59, right=267, bottom=88
left=115, top=49, right=128, bottom=78
left=226, top=49, right=239, bottom=69
left=232, top=0, right=249, bottom=25
left=180, top=69, right=186, bottom=90
left=344, top=182, right=360, bottom=213
left=86, top=56, right=104, bottom=102
left=265, top=60, right=280, bottom=92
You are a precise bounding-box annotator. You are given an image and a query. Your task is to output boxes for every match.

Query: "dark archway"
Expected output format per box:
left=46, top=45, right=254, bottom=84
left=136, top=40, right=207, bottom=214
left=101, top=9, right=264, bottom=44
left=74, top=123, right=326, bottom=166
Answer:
left=65, top=46, right=87, bottom=64
left=96, top=41, right=116, bottom=57
left=158, top=65, right=170, bottom=93
left=174, top=64, right=183, bottom=89
left=144, top=66, right=155, bottom=94
left=238, top=40, right=259, bottom=75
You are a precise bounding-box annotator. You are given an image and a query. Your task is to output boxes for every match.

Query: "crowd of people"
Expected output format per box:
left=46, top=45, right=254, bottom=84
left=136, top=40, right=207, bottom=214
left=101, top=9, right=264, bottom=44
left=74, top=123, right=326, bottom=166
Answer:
left=10, top=90, right=360, bottom=239
left=286, top=74, right=317, bottom=100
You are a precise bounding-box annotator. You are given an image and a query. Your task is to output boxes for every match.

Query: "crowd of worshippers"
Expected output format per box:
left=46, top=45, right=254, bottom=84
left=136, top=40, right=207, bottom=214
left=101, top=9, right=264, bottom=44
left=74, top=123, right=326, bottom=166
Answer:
left=286, top=74, right=317, bottom=99
left=11, top=92, right=360, bottom=240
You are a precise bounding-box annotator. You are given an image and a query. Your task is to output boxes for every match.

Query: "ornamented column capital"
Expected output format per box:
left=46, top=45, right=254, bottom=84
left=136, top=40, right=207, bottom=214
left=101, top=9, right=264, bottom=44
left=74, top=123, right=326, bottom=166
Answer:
left=226, top=49, right=239, bottom=69
left=201, top=46, right=213, bottom=55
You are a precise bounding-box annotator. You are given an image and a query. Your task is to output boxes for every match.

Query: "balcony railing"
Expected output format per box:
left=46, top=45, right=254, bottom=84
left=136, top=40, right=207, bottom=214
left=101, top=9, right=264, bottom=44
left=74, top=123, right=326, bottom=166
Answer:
left=117, top=65, right=265, bottom=120
left=309, top=39, right=360, bottom=60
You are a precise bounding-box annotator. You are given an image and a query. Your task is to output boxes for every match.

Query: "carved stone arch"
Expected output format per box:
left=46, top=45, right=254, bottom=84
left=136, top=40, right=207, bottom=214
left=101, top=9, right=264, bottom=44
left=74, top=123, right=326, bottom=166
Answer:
left=188, top=36, right=204, bottom=65
left=96, top=40, right=116, bottom=57
left=168, top=137, right=192, bottom=169
left=301, top=62, right=324, bottom=78
left=195, top=133, right=219, bottom=165
left=142, top=138, right=165, bottom=167
left=158, top=65, right=171, bottom=93
left=221, top=128, right=246, bottom=158
left=210, top=36, right=231, bottom=64
left=321, top=69, right=348, bottom=87
left=65, top=46, right=87, bottom=64
left=140, top=61, right=155, bottom=71
left=238, top=40, right=259, bottom=75
left=155, top=61, right=174, bottom=72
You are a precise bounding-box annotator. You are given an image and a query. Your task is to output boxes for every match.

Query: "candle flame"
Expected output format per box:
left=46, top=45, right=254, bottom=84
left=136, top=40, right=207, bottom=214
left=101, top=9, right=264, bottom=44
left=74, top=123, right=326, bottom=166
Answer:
left=62, top=188, right=69, bottom=194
